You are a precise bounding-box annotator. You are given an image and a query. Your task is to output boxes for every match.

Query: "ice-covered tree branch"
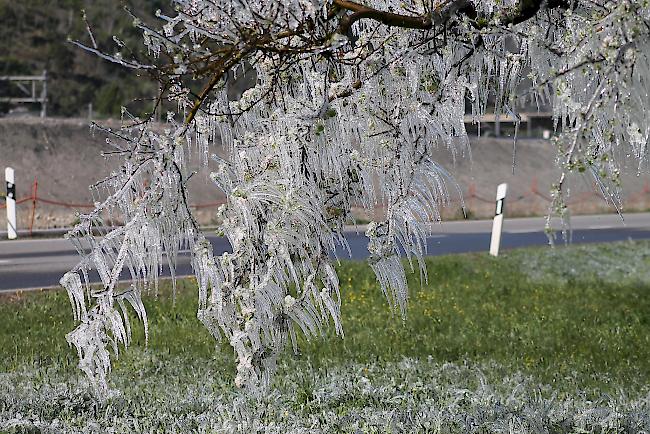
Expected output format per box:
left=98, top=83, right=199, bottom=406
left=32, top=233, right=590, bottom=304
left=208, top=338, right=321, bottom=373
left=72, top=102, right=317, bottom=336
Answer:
left=63, top=0, right=650, bottom=399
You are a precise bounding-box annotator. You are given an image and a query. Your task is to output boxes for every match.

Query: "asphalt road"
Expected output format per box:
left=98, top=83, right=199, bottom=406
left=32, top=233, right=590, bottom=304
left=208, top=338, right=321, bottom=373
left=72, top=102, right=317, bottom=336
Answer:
left=1, top=213, right=649, bottom=292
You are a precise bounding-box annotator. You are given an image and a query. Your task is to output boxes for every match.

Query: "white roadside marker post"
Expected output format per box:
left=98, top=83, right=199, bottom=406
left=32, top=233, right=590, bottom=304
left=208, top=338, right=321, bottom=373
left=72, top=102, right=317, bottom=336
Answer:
left=5, top=167, right=17, bottom=240
left=489, top=183, right=508, bottom=256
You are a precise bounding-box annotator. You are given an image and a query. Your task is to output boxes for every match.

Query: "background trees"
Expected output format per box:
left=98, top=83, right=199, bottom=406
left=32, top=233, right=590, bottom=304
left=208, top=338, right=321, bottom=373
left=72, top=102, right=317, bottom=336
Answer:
left=0, top=0, right=167, bottom=116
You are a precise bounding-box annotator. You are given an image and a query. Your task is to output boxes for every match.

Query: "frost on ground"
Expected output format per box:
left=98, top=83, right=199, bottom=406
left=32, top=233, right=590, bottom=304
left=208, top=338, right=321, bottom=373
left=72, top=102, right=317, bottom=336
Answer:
left=3, top=241, right=650, bottom=432
left=1, top=356, right=649, bottom=433
left=514, top=239, right=650, bottom=285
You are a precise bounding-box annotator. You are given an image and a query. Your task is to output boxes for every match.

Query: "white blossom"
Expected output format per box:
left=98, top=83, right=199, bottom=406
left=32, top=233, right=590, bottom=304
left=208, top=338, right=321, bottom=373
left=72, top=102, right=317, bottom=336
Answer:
left=63, top=0, right=650, bottom=398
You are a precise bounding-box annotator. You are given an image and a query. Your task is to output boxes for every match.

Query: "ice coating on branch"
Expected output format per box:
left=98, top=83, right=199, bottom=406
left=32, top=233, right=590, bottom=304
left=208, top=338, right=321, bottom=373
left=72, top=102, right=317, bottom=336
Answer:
left=65, top=0, right=650, bottom=397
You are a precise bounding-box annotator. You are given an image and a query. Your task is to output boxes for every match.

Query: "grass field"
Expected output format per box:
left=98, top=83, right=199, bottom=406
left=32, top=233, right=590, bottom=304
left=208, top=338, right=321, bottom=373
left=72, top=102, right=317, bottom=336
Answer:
left=2, top=241, right=650, bottom=432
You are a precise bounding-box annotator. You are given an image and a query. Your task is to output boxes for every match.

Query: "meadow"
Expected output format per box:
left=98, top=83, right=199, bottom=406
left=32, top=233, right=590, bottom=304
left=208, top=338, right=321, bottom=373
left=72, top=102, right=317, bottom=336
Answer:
left=2, top=240, right=650, bottom=432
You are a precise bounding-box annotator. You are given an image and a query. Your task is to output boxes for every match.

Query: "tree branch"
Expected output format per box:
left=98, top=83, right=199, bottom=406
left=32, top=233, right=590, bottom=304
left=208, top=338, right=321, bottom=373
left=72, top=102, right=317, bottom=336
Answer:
left=505, top=0, right=572, bottom=26
left=184, top=0, right=573, bottom=126
left=334, top=0, right=433, bottom=34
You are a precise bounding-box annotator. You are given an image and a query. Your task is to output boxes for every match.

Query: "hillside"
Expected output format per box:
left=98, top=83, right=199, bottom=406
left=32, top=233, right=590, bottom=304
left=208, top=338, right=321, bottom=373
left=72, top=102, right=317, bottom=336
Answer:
left=0, top=118, right=223, bottom=228
left=0, top=0, right=168, bottom=117
left=2, top=118, right=649, bottom=230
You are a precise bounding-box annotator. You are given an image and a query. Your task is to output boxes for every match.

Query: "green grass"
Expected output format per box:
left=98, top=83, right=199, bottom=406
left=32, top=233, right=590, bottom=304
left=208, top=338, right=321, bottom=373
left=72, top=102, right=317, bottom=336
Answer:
left=3, top=241, right=650, bottom=432
left=2, top=240, right=650, bottom=395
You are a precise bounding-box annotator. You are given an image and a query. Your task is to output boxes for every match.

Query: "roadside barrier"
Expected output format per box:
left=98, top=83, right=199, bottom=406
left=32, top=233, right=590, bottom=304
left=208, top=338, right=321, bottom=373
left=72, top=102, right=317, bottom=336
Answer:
left=2, top=177, right=650, bottom=236
left=0, top=176, right=229, bottom=235
left=466, top=178, right=650, bottom=208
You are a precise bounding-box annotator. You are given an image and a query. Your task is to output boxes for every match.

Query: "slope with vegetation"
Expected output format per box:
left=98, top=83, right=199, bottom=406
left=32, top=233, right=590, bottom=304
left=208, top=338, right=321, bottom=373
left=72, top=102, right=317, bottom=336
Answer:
left=0, top=0, right=167, bottom=117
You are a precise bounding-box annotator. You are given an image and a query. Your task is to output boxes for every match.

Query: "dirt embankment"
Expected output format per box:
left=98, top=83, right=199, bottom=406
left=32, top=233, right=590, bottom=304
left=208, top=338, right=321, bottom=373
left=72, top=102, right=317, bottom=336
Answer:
left=1, top=117, right=649, bottom=230
left=0, top=118, right=224, bottom=229
left=429, top=137, right=650, bottom=220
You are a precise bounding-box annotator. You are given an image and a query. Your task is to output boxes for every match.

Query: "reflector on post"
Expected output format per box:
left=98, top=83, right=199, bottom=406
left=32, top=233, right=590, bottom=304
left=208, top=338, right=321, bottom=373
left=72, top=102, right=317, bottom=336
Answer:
left=5, top=167, right=17, bottom=239
left=489, top=183, right=507, bottom=256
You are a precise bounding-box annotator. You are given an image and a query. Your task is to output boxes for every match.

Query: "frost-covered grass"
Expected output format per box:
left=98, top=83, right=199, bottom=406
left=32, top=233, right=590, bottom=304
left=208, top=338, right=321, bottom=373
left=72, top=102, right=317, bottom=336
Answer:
left=2, top=240, right=650, bottom=432
left=3, top=356, right=650, bottom=433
